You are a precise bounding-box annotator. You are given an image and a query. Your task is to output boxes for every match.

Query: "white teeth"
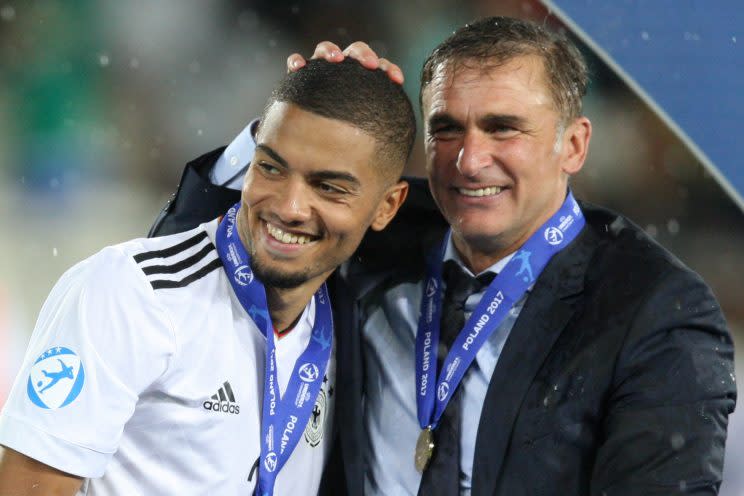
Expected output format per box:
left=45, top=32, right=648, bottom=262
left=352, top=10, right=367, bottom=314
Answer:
left=458, top=186, right=502, bottom=197
left=266, top=223, right=313, bottom=245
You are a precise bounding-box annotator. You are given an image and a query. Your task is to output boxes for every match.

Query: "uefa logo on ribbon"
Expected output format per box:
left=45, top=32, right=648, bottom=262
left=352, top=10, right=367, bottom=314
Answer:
left=234, top=265, right=254, bottom=286
left=264, top=452, right=278, bottom=472
left=298, top=363, right=320, bottom=383
left=27, top=347, right=85, bottom=410
left=544, top=226, right=564, bottom=245
left=437, top=382, right=450, bottom=402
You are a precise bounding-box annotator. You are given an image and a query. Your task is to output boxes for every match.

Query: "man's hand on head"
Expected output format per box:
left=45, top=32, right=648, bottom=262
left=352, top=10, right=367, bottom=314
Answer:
left=286, top=41, right=404, bottom=84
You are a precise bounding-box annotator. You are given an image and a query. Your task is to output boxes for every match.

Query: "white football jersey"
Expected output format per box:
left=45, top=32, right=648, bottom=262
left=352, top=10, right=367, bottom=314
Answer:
left=0, top=220, right=336, bottom=495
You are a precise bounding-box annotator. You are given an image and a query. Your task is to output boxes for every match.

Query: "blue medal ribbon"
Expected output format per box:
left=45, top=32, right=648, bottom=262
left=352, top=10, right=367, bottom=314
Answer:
left=215, top=203, right=333, bottom=496
left=415, top=191, right=585, bottom=429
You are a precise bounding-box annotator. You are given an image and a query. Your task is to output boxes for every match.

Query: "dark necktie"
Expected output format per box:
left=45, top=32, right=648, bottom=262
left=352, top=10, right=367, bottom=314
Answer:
left=418, top=261, right=495, bottom=496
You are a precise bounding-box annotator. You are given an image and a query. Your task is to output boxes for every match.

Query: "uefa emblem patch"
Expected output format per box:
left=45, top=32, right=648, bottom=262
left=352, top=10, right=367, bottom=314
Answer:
left=26, top=347, right=85, bottom=410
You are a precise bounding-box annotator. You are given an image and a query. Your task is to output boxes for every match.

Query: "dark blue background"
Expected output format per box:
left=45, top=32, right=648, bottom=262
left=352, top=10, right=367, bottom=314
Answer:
left=549, top=0, right=743, bottom=210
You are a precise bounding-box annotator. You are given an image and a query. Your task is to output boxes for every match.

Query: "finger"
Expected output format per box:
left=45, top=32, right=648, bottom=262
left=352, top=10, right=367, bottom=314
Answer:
left=311, top=41, right=344, bottom=62
left=286, top=53, right=307, bottom=72
left=342, top=41, right=379, bottom=69
left=377, top=57, right=405, bottom=85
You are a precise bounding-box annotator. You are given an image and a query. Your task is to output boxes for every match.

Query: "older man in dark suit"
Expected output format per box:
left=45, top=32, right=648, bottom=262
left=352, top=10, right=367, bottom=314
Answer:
left=149, top=16, right=735, bottom=496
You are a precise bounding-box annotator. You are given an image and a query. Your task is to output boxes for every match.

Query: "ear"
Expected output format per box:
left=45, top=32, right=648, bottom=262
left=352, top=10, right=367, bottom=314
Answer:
left=559, top=116, right=592, bottom=176
left=369, top=180, right=409, bottom=231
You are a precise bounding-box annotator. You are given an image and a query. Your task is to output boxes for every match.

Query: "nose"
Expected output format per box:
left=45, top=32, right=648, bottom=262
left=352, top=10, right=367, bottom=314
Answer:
left=274, top=179, right=312, bottom=225
left=456, top=130, right=492, bottom=178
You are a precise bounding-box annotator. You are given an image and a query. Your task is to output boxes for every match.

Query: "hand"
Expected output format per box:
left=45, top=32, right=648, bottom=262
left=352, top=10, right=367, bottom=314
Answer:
left=286, top=41, right=404, bottom=85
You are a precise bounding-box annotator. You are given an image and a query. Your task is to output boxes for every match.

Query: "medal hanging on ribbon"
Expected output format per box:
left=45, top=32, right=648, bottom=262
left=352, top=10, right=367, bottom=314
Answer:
left=413, top=191, right=585, bottom=473
left=215, top=203, right=334, bottom=496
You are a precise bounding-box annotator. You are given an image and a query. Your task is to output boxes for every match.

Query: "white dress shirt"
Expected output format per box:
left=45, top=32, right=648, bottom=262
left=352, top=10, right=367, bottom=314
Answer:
left=362, top=239, right=528, bottom=495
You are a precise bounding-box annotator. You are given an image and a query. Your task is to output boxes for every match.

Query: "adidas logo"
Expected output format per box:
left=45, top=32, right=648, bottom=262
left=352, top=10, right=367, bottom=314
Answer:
left=203, top=381, right=240, bottom=415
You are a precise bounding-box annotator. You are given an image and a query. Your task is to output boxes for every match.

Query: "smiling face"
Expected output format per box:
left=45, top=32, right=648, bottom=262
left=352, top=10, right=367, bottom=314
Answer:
left=237, top=102, right=407, bottom=290
left=422, top=54, right=591, bottom=272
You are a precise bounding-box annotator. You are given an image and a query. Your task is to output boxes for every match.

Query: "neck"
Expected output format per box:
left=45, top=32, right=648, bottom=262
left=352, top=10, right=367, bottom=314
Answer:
left=452, top=235, right=520, bottom=274
left=235, top=212, right=324, bottom=332
left=265, top=283, right=321, bottom=332
left=454, top=189, right=572, bottom=273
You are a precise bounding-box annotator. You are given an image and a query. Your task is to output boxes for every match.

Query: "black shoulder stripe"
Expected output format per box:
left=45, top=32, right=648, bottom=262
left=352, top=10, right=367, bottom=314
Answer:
left=142, top=243, right=215, bottom=276
left=133, top=231, right=208, bottom=263
left=150, top=258, right=223, bottom=290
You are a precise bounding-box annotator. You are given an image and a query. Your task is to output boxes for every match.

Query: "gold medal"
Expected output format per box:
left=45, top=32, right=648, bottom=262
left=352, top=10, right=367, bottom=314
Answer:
left=415, top=427, right=435, bottom=473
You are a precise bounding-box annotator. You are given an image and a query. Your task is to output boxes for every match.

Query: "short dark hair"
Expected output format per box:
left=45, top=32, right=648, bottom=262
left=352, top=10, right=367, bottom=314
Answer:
left=420, top=16, right=588, bottom=123
left=263, top=59, right=416, bottom=179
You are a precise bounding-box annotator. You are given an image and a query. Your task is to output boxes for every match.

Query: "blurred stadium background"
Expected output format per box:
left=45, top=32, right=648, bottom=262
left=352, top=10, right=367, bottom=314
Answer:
left=1, top=0, right=742, bottom=492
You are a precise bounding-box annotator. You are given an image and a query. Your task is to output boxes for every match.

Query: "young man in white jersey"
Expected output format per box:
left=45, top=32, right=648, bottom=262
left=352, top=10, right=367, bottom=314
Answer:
left=0, top=59, right=415, bottom=495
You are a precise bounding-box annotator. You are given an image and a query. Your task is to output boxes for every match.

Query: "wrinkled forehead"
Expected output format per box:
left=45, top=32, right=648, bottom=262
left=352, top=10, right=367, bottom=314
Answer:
left=421, top=55, right=554, bottom=114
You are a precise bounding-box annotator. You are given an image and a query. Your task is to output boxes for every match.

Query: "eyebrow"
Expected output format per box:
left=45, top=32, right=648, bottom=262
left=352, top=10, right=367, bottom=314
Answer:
left=427, top=113, right=462, bottom=130
left=255, top=143, right=361, bottom=187
left=427, top=112, right=528, bottom=130
left=309, top=170, right=361, bottom=187
left=256, top=144, right=289, bottom=169
left=479, top=113, right=528, bottom=130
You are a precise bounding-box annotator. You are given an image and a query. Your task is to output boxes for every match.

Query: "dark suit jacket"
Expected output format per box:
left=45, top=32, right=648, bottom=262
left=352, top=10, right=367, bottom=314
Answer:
left=151, top=148, right=736, bottom=495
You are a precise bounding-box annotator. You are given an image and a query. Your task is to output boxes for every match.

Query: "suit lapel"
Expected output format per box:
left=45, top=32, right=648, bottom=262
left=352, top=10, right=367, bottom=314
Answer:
left=327, top=273, right=366, bottom=494
left=471, top=226, right=597, bottom=495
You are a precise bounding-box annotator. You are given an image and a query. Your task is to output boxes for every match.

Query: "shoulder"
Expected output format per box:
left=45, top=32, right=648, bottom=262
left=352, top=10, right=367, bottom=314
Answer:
left=580, top=206, right=735, bottom=416
left=128, top=221, right=222, bottom=292
left=45, top=221, right=222, bottom=329
left=354, top=177, right=446, bottom=268
left=580, top=201, right=704, bottom=293
left=29, top=224, right=226, bottom=394
left=577, top=202, right=728, bottom=358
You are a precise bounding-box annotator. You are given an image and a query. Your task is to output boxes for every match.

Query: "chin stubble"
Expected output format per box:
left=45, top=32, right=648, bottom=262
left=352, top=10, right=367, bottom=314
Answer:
left=249, top=257, right=310, bottom=289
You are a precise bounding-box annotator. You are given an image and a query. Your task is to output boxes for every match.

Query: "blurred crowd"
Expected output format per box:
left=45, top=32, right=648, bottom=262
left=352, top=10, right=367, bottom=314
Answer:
left=1, top=0, right=742, bottom=492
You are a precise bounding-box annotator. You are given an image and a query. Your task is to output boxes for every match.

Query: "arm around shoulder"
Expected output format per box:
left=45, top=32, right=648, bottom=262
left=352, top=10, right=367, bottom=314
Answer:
left=149, top=147, right=241, bottom=237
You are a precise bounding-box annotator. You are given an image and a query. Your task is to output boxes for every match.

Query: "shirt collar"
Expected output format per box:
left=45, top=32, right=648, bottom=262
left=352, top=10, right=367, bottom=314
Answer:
left=223, top=119, right=258, bottom=167
left=213, top=119, right=259, bottom=189
left=442, top=235, right=515, bottom=278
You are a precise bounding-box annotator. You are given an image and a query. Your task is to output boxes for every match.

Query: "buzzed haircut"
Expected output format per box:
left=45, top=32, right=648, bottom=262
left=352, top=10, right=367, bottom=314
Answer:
left=263, top=59, right=416, bottom=179
left=420, top=16, right=589, bottom=124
